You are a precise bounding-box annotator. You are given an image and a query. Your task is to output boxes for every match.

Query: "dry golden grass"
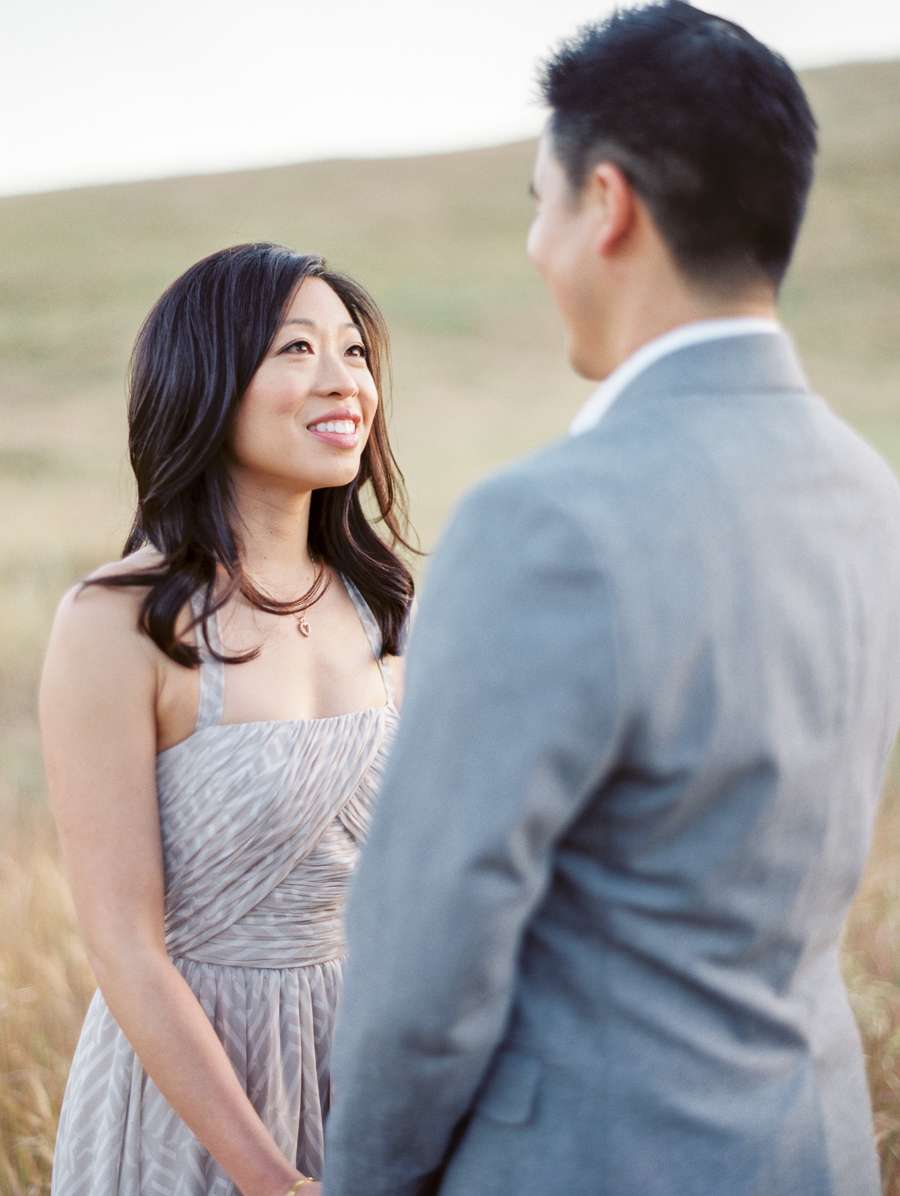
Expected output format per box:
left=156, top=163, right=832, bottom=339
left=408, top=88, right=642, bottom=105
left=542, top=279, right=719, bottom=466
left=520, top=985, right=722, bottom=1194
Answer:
left=0, top=816, right=94, bottom=1195
left=2, top=794, right=899, bottom=1195
left=845, top=783, right=900, bottom=1192
left=1, top=56, right=899, bottom=1194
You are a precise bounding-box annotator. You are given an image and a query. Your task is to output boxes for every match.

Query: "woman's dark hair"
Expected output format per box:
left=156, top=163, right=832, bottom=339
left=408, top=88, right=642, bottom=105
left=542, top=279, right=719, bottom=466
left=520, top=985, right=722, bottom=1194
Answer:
left=95, top=242, right=415, bottom=664
left=540, top=0, right=818, bottom=289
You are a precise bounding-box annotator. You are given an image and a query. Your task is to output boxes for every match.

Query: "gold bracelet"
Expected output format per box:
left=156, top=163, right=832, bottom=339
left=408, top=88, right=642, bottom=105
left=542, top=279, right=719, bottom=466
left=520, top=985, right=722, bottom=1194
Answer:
left=285, top=1178, right=313, bottom=1196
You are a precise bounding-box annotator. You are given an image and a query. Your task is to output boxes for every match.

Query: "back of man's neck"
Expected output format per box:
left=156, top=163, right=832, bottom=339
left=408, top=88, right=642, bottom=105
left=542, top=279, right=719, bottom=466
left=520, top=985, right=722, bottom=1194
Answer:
left=610, top=278, right=779, bottom=376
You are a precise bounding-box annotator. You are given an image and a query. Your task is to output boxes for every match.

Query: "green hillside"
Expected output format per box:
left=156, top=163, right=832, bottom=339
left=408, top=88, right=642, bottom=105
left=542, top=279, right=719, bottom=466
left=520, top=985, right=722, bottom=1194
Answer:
left=1, top=58, right=899, bottom=809
left=2, top=59, right=900, bottom=1194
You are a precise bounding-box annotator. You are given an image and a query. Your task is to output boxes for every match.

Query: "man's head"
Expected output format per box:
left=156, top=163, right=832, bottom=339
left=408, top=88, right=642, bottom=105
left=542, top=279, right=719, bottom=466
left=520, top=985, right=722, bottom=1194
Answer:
left=536, top=1, right=817, bottom=293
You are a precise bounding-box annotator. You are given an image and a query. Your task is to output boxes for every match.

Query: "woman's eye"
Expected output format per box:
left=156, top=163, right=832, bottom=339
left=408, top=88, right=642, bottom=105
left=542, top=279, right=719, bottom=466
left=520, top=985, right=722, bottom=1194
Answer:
left=283, top=339, right=312, bottom=354
left=347, top=343, right=367, bottom=358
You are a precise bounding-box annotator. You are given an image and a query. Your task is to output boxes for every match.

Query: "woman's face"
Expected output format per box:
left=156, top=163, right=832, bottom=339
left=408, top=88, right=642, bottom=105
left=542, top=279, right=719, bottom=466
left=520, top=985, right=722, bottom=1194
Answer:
left=226, top=276, right=378, bottom=498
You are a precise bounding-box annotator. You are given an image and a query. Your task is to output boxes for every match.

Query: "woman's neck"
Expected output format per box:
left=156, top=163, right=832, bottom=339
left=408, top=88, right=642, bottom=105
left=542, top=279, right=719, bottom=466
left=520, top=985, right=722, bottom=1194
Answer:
left=230, top=484, right=318, bottom=600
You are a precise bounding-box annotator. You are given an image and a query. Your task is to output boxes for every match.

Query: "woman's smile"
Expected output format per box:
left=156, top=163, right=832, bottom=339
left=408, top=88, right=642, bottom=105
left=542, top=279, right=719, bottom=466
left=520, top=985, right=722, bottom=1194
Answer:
left=306, top=411, right=362, bottom=447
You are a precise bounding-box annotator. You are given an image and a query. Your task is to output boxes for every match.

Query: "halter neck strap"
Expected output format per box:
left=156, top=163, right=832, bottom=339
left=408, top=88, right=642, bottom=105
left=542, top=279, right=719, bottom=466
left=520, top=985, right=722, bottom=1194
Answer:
left=342, top=575, right=395, bottom=706
left=191, top=592, right=226, bottom=730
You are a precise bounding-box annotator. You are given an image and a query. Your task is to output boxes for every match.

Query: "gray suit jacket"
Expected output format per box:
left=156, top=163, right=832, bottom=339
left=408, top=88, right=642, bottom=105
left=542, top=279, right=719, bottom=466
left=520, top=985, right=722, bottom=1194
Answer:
left=324, top=331, right=900, bottom=1196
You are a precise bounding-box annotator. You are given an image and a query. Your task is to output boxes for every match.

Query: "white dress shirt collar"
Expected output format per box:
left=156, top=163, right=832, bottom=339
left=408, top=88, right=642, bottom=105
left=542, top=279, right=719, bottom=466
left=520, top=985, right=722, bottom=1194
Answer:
left=569, top=317, right=782, bottom=437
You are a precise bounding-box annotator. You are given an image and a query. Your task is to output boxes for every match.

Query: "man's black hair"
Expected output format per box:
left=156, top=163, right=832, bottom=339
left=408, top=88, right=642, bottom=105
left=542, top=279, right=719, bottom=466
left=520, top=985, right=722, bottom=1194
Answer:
left=539, top=0, right=817, bottom=288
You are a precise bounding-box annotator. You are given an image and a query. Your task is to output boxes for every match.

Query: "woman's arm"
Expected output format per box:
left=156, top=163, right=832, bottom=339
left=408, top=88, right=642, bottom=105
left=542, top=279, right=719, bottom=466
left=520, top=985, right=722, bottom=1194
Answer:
left=40, top=581, right=317, bottom=1196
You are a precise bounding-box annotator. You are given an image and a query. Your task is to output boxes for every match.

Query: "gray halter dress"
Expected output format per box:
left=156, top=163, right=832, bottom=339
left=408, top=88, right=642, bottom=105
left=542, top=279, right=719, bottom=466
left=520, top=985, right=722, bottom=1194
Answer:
left=52, top=580, right=398, bottom=1194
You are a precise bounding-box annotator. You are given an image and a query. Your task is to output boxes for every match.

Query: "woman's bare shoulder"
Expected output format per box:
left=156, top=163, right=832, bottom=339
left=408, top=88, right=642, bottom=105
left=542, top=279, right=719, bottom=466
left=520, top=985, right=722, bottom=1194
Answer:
left=83, top=545, right=165, bottom=587
left=47, top=547, right=166, bottom=668
left=41, top=547, right=200, bottom=758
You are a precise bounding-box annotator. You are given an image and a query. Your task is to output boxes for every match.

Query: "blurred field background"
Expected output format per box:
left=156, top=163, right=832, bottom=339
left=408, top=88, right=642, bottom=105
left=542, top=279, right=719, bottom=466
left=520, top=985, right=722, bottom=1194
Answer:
left=1, top=58, right=900, bottom=1194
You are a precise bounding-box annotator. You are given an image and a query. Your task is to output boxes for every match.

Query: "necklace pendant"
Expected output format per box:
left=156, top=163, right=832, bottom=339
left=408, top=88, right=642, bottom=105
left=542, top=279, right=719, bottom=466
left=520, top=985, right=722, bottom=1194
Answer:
left=297, top=614, right=311, bottom=637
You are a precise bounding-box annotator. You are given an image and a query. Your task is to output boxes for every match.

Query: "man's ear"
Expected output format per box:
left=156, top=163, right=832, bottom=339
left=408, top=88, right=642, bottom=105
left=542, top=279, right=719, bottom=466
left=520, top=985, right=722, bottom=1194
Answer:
left=586, top=161, right=638, bottom=257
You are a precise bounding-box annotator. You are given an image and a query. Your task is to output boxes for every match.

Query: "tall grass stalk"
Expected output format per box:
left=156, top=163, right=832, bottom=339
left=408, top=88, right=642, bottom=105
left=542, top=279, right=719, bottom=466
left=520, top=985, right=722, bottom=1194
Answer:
left=0, top=816, right=93, bottom=1196
left=845, top=787, right=900, bottom=1193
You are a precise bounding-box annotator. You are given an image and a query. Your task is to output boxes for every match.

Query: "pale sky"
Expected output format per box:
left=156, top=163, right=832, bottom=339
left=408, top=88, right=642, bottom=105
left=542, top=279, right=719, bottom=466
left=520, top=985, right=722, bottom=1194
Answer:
left=2, top=0, right=899, bottom=198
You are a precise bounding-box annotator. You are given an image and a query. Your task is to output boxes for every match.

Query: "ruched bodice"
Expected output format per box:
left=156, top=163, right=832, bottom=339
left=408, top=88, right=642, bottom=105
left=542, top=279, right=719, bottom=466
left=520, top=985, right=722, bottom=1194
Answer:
left=52, top=579, right=398, bottom=1195
left=157, top=700, right=387, bottom=968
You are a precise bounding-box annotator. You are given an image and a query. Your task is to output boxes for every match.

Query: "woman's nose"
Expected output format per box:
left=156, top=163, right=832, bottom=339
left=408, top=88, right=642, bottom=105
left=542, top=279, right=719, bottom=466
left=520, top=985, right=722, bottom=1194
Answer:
left=316, top=351, right=358, bottom=396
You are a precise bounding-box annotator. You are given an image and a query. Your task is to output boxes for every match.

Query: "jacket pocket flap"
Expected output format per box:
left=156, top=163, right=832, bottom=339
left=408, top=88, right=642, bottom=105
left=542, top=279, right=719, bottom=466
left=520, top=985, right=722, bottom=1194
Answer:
left=473, top=1048, right=542, bottom=1125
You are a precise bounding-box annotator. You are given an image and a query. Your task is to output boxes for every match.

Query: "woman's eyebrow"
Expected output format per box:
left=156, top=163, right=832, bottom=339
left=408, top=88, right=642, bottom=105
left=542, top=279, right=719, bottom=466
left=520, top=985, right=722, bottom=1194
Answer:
left=281, top=317, right=362, bottom=333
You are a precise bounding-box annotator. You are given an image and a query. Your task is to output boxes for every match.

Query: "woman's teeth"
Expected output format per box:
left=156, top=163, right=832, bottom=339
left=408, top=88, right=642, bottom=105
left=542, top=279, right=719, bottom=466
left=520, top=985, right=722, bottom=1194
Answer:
left=309, top=420, right=356, bottom=434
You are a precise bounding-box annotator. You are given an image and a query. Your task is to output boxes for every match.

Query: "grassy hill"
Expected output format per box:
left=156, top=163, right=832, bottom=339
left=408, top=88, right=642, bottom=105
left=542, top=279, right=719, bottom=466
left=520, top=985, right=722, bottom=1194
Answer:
left=3, top=57, right=900, bottom=816
left=1, top=58, right=900, bottom=1192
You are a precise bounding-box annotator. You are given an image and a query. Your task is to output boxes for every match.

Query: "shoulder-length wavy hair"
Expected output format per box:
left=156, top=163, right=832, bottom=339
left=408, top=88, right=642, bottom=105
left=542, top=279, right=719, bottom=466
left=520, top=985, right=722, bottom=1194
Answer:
left=96, top=242, right=415, bottom=665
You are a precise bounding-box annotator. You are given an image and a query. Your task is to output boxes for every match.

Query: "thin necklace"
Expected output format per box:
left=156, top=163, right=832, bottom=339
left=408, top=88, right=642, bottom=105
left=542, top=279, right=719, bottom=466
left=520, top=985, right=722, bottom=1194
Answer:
left=293, top=563, right=329, bottom=636
left=241, top=562, right=329, bottom=638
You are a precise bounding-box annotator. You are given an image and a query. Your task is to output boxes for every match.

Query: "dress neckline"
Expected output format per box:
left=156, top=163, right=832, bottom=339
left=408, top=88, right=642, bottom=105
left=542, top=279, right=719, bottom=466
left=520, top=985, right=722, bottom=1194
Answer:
left=158, top=574, right=397, bottom=758
left=157, top=698, right=398, bottom=761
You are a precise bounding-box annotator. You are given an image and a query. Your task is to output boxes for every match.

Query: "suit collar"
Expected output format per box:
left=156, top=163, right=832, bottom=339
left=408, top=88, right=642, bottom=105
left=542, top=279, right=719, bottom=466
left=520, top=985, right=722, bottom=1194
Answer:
left=570, top=322, right=808, bottom=437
